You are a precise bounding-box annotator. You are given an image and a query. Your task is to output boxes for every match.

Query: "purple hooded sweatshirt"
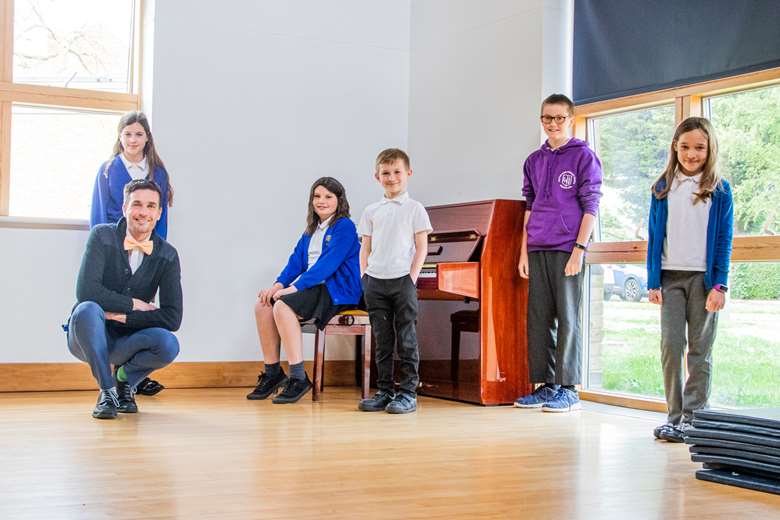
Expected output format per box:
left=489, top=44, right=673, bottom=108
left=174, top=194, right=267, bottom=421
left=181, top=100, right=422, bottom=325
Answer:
left=522, top=138, right=603, bottom=252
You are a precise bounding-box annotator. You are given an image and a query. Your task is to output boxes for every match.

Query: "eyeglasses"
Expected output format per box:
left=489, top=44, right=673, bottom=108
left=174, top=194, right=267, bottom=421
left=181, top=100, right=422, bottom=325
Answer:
left=540, top=115, right=569, bottom=124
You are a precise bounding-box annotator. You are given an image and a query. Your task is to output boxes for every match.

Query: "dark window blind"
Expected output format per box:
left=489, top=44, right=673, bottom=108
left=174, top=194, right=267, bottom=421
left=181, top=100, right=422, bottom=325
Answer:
left=573, top=0, right=780, bottom=105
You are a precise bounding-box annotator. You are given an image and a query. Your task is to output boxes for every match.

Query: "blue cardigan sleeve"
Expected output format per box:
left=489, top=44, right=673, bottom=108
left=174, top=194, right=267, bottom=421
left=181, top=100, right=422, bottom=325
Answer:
left=153, top=167, right=169, bottom=239
left=646, top=192, right=661, bottom=290
left=276, top=234, right=307, bottom=287
left=294, top=218, right=357, bottom=291
left=712, top=181, right=734, bottom=286
left=89, top=163, right=110, bottom=228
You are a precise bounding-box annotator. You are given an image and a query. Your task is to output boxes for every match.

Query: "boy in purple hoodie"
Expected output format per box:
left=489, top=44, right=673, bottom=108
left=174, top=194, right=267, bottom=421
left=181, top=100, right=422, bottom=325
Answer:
left=514, top=94, right=603, bottom=412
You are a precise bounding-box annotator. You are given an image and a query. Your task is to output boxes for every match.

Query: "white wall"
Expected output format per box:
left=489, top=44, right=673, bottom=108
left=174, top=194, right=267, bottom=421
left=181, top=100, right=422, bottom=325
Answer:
left=0, top=225, right=88, bottom=362
left=0, top=0, right=573, bottom=363
left=148, top=0, right=410, bottom=361
left=408, top=0, right=572, bottom=205
left=0, top=0, right=410, bottom=363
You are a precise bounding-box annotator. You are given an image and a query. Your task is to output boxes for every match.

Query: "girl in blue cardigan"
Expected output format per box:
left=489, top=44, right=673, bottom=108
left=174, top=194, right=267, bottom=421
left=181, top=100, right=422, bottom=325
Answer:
left=90, top=112, right=173, bottom=239
left=248, top=177, right=362, bottom=404
left=646, top=117, right=733, bottom=443
left=89, top=111, right=173, bottom=396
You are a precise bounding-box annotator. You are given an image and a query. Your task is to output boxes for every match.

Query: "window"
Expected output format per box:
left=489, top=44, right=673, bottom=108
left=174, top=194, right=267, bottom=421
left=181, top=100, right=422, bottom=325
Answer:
left=704, top=84, right=780, bottom=236
left=588, top=261, right=780, bottom=408
left=576, top=67, right=780, bottom=411
left=588, top=263, right=662, bottom=398
left=0, top=0, right=140, bottom=221
left=13, top=0, right=135, bottom=93
left=589, top=104, right=675, bottom=242
left=9, top=105, right=120, bottom=219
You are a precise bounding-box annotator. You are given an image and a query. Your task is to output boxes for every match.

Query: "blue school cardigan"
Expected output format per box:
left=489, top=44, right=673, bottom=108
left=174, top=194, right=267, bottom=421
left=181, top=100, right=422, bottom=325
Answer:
left=646, top=178, right=734, bottom=291
left=89, top=155, right=170, bottom=239
left=276, top=217, right=362, bottom=305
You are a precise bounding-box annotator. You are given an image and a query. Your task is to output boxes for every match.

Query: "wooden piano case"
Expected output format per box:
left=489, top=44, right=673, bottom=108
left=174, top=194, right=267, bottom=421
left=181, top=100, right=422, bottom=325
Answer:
left=416, top=199, right=530, bottom=405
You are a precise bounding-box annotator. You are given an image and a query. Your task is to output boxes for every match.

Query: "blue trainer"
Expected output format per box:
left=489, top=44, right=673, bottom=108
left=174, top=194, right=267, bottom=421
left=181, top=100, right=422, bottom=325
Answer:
left=513, top=384, right=559, bottom=408
left=542, top=388, right=581, bottom=413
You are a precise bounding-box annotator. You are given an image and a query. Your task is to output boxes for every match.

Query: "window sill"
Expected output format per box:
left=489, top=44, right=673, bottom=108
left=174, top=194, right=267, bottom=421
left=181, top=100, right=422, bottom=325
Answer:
left=580, top=389, right=667, bottom=413
left=0, top=216, right=89, bottom=230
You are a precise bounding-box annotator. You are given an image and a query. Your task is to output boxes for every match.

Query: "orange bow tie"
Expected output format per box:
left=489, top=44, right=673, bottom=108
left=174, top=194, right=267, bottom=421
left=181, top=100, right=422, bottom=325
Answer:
left=124, top=236, right=153, bottom=256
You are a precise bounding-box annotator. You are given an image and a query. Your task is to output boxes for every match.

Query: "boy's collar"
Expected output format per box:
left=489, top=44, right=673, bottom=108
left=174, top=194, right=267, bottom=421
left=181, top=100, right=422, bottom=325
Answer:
left=381, top=191, right=410, bottom=205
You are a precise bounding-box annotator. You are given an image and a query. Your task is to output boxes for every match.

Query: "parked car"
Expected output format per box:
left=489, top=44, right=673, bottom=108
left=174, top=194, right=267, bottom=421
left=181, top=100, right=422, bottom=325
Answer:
left=603, top=264, right=648, bottom=302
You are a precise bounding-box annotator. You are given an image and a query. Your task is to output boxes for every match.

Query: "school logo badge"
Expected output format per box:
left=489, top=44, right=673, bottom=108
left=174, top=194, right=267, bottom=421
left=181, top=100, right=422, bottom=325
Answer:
left=558, top=170, right=575, bottom=190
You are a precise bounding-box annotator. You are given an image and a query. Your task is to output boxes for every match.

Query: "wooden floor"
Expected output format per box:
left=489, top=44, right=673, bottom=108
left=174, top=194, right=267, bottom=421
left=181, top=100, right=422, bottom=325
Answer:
left=2, top=388, right=779, bottom=519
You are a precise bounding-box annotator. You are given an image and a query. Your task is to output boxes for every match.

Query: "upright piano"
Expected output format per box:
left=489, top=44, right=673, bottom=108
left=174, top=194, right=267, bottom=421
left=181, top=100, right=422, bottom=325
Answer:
left=416, top=199, right=530, bottom=405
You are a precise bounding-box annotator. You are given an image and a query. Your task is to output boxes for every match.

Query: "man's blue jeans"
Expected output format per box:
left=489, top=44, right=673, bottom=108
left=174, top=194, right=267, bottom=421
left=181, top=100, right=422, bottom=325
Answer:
left=67, top=301, right=179, bottom=390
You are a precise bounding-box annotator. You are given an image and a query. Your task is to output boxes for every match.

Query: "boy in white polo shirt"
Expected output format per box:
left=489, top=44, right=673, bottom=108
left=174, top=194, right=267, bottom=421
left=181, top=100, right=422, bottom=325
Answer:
left=357, top=148, right=432, bottom=414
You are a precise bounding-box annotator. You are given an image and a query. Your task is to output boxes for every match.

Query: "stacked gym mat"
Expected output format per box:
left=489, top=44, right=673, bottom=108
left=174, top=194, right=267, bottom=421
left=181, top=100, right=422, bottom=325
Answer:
left=684, top=408, right=780, bottom=495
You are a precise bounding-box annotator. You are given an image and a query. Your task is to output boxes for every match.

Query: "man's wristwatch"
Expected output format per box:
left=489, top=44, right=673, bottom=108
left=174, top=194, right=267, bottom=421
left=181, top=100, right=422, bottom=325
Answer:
left=574, top=242, right=588, bottom=251
left=713, top=284, right=728, bottom=293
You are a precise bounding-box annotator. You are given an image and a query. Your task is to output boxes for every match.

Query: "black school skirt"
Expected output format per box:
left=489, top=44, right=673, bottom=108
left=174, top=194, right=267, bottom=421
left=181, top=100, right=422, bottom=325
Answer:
left=278, top=284, right=350, bottom=330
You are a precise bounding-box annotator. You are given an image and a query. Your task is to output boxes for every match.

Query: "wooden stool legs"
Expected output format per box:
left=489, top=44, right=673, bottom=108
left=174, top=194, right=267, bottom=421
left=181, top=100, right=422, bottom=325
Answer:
left=360, top=330, right=372, bottom=398
left=313, top=328, right=326, bottom=400
left=312, top=325, right=372, bottom=402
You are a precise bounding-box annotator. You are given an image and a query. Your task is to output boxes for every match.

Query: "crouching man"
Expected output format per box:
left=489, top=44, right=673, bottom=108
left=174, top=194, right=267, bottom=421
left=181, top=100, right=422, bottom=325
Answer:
left=67, top=179, right=182, bottom=419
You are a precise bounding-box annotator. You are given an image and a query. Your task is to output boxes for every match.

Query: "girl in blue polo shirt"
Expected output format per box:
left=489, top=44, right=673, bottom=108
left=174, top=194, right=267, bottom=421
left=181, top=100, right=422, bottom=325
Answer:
left=90, top=111, right=173, bottom=239
left=646, top=117, right=734, bottom=443
left=248, top=177, right=362, bottom=404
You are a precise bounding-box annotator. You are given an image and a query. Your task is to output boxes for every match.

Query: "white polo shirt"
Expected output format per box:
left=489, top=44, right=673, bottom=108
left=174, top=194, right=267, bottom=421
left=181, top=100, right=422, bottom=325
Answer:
left=358, top=192, right=432, bottom=279
left=662, top=171, right=710, bottom=272
left=119, top=154, right=148, bottom=180
left=307, top=217, right=332, bottom=270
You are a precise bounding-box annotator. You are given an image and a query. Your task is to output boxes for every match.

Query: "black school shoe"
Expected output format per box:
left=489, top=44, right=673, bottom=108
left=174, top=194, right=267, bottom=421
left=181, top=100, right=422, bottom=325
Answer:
left=116, top=379, right=138, bottom=413
left=659, top=422, right=693, bottom=443
left=385, top=392, right=417, bottom=414
left=653, top=422, right=675, bottom=440
left=358, top=390, right=395, bottom=412
left=92, top=389, right=119, bottom=419
left=272, top=374, right=313, bottom=404
left=246, top=371, right=288, bottom=400
left=136, top=377, right=165, bottom=396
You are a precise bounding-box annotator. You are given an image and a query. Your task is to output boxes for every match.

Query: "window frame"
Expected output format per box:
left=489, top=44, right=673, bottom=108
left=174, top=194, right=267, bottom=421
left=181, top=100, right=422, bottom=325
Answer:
left=0, top=0, right=143, bottom=226
left=574, top=66, right=780, bottom=411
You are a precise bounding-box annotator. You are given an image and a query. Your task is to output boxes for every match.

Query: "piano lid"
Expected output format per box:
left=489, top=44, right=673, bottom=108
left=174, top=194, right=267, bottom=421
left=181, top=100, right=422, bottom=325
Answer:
left=424, top=229, right=482, bottom=264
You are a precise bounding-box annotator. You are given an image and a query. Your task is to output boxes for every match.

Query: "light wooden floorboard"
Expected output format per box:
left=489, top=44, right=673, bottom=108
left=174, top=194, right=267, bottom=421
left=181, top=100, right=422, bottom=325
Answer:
left=1, top=388, right=779, bottom=519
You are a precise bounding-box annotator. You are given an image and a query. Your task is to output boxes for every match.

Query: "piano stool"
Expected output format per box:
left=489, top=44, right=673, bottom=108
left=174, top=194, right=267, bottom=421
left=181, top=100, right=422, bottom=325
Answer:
left=450, top=310, right=480, bottom=384
left=306, top=310, right=373, bottom=402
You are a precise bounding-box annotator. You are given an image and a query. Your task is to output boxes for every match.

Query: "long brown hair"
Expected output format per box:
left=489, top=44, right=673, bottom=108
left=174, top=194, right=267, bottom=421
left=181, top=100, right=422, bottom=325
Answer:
left=305, top=177, right=350, bottom=235
left=105, top=111, right=173, bottom=207
left=652, top=116, right=721, bottom=203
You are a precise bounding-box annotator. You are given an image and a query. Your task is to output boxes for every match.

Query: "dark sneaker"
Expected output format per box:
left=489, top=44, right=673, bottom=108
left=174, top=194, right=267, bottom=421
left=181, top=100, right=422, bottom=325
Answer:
left=385, top=392, right=417, bottom=414
left=653, top=422, right=676, bottom=439
left=246, top=371, right=288, bottom=400
left=92, top=389, right=119, bottom=419
left=541, top=388, right=581, bottom=413
left=272, top=374, right=313, bottom=404
left=136, top=377, right=165, bottom=396
left=116, top=379, right=138, bottom=413
left=514, top=384, right=559, bottom=408
left=358, top=390, right=395, bottom=412
left=660, top=422, right=693, bottom=443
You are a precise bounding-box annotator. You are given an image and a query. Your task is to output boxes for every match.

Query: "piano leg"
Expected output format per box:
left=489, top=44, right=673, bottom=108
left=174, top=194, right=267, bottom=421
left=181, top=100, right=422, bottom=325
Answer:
left=451, top=324, right=460, bottom=385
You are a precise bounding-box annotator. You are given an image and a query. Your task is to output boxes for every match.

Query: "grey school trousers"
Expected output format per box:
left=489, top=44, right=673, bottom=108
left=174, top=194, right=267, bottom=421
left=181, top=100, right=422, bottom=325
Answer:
left=362, top=274, right=420, bottom=396
left=527, top=251, right=584, bottom=386
left=660, top=270, right=718, bottom=425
